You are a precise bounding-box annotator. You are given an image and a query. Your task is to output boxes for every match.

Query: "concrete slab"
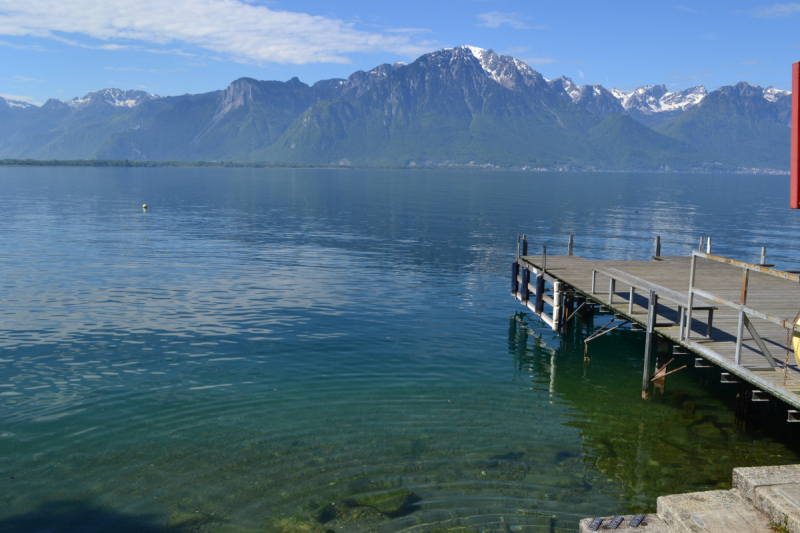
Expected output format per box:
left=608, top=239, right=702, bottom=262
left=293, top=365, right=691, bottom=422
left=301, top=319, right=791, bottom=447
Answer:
left=733, top=464, right=800, bottom=503
left=756, top=483, right=800, bottom=533
left=657, top=489, right=772, bottom=533
left=578, top=514, right=669, bottom=533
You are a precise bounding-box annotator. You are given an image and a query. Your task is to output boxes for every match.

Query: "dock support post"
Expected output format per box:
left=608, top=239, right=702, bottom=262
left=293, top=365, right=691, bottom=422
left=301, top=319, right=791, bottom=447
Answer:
left=517, top=235, right=520, bottom=259
left=761, top=247, right=766, bottom=265
left=553, top=282, right=563, bottom=332
left=563, top=292, right=574, bottom=335
left=568, top=235, right=574, bottom=256
left=591, top=270, right=597, bottom=294
left=534, top=273, right=544, bottom=314
left=654, top=236, right=661, bottom=257
left=608, top=278, right=615, bottom=304
left=643, top=290, right=657, bottom=400
left=542, top=246, right=547, bottom=273
left=522, top=234, right=528, bottom=256
left=520, top=267, right=530, bottom=305
left=511, top=260, right=519, bottom=296
left=653, top=338, right=670, bottom=396
left=628, top=287, right=636, bottom=314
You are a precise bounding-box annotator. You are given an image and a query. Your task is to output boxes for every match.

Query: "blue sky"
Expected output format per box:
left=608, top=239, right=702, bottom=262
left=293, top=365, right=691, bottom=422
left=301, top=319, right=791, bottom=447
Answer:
left=2, top=0, right=800, bottom=105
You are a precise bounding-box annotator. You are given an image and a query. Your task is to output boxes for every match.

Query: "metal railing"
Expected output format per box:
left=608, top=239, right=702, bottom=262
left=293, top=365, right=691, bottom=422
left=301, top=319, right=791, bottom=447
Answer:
left=684, top=250, right=800, bottom=367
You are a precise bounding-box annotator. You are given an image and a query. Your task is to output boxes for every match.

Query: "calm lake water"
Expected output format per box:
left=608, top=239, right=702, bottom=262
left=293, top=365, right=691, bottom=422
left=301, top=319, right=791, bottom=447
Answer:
left=0, top=167, right=799, bottom=533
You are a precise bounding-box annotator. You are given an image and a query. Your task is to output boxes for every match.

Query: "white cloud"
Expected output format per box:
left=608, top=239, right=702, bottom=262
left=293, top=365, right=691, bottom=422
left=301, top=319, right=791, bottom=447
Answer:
left=0, top=93, right=41, bottom=105
left=748, top=3, right=800, bottom=17
left=477, top=12, right=544, bottom=30
left=0, top=0, right=436, bottom=64
left=522, top=57, right=558, bottom=66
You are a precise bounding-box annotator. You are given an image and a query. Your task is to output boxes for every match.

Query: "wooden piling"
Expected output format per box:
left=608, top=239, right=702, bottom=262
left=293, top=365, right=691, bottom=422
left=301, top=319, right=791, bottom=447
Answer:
left=653, top=338, right=670, bottom=396
left=568, top=235, right=574, bottom=256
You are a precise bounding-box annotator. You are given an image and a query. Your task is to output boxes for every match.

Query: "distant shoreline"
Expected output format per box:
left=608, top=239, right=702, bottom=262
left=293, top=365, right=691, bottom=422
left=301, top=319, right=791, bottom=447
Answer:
left=0, top=159, right=789, bottom=175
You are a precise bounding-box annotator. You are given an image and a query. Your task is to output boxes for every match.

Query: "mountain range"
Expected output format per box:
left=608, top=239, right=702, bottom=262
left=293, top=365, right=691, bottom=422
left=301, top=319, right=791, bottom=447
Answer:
left=0, top=46, right=792, bottom=170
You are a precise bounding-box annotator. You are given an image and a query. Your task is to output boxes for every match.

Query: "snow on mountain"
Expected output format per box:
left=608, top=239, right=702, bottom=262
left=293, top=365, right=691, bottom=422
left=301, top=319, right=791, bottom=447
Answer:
left=64, top=88, right=161, bottom=109
left=1, top=97, right=35, bottom=109
left=549, top=76, right=581, bottom=100
left=764, top=86, right=790, bottom=102
left=609, top=84, right=706, bottom=115
left=462, top=45, right=546, bottom=91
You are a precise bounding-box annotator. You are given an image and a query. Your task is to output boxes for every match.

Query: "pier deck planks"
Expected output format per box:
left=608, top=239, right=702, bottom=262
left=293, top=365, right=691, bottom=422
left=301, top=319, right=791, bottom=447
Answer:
left=518, top=254, right=800, bottom=408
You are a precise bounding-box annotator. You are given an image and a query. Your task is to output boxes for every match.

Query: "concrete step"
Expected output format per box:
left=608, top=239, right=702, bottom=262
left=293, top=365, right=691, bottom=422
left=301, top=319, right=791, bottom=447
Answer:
left=657, top=489, right=772, bottom=532
left=734, top=465, right=800, bottom=533
left=578, top=514, right=669, bottom=532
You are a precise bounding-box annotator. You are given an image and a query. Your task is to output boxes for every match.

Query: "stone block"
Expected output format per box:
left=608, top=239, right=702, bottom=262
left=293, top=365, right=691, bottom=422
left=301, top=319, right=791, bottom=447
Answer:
left=755, top=483, right=800, bottom=533
left=733, top=464, right=800, bottom=504
left=657, top=489, right=772, bottom=533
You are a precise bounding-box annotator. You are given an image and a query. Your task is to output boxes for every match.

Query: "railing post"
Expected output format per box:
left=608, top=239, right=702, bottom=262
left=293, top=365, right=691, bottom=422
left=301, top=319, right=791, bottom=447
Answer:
left=684, top=253, right=697, bottom=340
left=735, top=266, right=749, bottom=366
left=654, top=236, right=661, bottom=257
left=642, top=289, right=657, bottom=400
left=542, top=246, right=547, bottom=273
left=591, top=270, right=597, bottom=294
left=522, top=234, right=528, bottom=256
left=609, top=277, right=616, bottom=304
left=568, top=235, right=574, bottom=256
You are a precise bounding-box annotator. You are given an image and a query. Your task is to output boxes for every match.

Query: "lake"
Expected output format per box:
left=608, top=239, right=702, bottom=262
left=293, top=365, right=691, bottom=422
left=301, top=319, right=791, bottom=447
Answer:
left=0, top=167, right=798, bottom=532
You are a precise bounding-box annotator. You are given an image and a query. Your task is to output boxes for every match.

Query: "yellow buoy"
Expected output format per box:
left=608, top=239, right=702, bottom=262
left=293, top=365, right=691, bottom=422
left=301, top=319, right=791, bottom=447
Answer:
left=792, top=315, right=800, bottom=367
left=143, top=204, right=147, bottom=211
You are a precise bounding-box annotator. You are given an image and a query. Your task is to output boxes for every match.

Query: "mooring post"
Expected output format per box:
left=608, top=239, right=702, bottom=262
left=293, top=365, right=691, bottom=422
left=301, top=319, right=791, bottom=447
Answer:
left=761, top=247, right=766, bottom=265
left=517, top=235, right=520, bottom=259
left=706, top=237, right=712, bottom=254
left=608, top=277, right=616, bottom=304
left=654, top=236, right=661, bottom=257
left=568, top=235, right=574, bottom=256
left=699, top=236, right=704, bottom=251
left=642, top=289, right=657, bottom=400
left=522, top=234, right=528, bottom=256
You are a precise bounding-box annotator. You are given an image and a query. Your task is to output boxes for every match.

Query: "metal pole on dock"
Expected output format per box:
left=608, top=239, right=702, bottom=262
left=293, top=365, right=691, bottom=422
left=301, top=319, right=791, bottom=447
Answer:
left=683, top=254, right=697, bottom=341
left=706, top=237, right=711, bottom=254
left=654, top=236, right=661, bottom=257
left=699, top=237, right=705, bottom=251
left=517, top=235, right=520, bottom=259
left=735, top=266, right=750, bottom=366
left=568, top=235, right=574, bottom=256
left=642, top=290, right=657, bottom=400
left=542, top=246, right=547, bottom=273
left=522, top=234, right=528, bottom=256
left=761, top=247, right=767, bottom=265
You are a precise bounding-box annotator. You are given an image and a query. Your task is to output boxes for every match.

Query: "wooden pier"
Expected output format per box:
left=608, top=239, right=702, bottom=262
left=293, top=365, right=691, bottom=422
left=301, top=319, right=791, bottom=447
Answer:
left=512, top=241, right=800, bottom=414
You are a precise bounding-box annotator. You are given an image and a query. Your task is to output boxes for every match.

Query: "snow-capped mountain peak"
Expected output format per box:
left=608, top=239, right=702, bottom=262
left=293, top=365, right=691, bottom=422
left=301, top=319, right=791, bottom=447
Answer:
left=64, top=88, right=161, bottom=109
left=459, top=45, right=544, bottom=91
left=610, top=84, right=706, bottom=115
left=764, top=86, right=790, bottom=102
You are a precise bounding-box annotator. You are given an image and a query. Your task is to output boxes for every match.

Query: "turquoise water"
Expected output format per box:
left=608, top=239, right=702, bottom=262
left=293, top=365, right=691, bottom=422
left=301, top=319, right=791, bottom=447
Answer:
left=0, top=168, right=799, bottom=532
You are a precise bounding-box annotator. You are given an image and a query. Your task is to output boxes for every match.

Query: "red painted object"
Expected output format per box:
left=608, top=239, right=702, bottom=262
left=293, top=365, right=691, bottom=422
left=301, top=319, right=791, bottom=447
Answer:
left=792, top=62, right=800, bottom=208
